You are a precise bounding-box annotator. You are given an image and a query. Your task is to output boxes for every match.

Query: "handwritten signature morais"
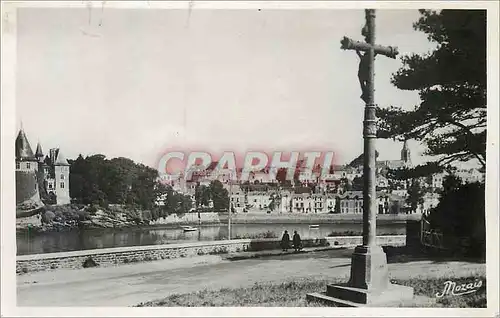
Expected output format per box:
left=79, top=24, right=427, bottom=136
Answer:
left=436, top=279, right=483, bottom=298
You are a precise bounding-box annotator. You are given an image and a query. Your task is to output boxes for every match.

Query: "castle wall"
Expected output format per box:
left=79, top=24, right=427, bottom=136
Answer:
left=16, top=170, right=44, bottom=215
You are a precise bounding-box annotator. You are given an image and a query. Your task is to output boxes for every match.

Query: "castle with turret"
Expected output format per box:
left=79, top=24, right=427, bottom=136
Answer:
left=15, top=128, right=71, bottom=206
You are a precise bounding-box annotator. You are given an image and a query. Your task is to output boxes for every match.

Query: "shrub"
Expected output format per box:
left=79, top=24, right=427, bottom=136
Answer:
left=87, top=205, right=98, bottom=214
left=233, top=231, right=278, bottom=239
left=82, top=257, right=99, bottom=268
left=41, top=211, right=56, bottom=224
left=427, top=182, right=485, bottom=257
left=327, top=230, right=360, bottom=237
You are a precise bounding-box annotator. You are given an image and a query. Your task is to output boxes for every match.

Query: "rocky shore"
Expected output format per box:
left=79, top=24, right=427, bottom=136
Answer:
left=16, top=204, right=150, bottom=234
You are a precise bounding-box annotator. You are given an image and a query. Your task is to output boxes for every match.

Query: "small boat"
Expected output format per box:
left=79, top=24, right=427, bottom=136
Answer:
left=180, top=225, right=198, bottom=232
left=309, top=224, right=320, bottom=229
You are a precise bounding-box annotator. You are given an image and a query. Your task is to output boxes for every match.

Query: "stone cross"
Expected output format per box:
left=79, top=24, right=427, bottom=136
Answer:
left=340, top=8, right=398, bottom=250
left=306, top=10, right=414, bottom=306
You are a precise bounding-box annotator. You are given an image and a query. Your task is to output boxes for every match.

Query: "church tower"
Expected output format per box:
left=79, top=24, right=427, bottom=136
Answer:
left=401, top=140, right=411, bottom=166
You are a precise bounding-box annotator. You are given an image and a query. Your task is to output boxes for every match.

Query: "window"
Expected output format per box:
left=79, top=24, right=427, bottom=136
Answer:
left=48, top=184, right=53, bottom=189
left=60, top=182, right=65, bottom=189
left=26, top=163, right=31, bottom=169
left=16, top=162, right=20, bottom=169
left=61, top=174, right=65, bottom=180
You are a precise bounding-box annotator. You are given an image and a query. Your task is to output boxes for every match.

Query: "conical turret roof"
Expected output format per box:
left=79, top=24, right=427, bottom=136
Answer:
left=54, top=149, right=70, bottom=166
left=35, top=142, right=44, bottom=157
left=15, top=129, right=36, bottom=161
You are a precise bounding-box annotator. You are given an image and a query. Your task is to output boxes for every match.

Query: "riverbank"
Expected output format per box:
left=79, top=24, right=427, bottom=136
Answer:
left=16, top=203, right=422, bottom=234
left=15, top=236, right=407, bottom=274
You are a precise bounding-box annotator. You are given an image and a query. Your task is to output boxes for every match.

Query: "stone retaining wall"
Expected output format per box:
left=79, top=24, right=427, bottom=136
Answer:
left=16, top=235, right=406, bottom=274
left=219, top=213, right=421, bottom=224
left=149, top=212, right=221, bottom=225
left=16, top=240, right=251, bottom=274
left=325, top=235, right=406, bottom=247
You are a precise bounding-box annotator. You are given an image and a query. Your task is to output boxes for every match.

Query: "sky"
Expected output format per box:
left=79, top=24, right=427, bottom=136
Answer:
left=16, top=7, right=437, bottom=169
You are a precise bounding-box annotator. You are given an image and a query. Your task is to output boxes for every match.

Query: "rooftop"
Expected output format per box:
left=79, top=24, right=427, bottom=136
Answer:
left=15, top=129, right=36, bottom=161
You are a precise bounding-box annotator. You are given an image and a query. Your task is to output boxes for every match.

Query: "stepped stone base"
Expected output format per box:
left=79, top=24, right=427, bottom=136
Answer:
left=306, top=283, right=414, bottom=307
left=307, top=244, right=414, bottom=307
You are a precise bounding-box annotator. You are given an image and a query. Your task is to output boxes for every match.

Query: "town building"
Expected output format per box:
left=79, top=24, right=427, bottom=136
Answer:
left=418, top=192, right=440, bottom=216
left=421, top=167, right=484, bottom=191
left=246, top=191, right=272, bottom=211
left=376, top=175, right=390, bottom=191
left=230, top=186, right=246, bottom=212
left=291, top=193, right=313, bottom=213
left=454, top=168, right=485, bottom=184
left=336, top=191, right=405, bottom=214
left=311, top=193, right=326, bottom=213
left=280, top=190, right=293, bottom=213
left=325, top=194, right=336, bottom=213
left=429, top=172, right=447, bottom=189
left=248, top=170, right=277, bottom=184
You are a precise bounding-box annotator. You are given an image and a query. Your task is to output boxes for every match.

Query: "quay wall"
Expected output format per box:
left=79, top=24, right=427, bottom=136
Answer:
left=220, top=213, right=421, bottom=224
left=148, top=212, right=421, bottom=225
left=16, top=235, right=406, bottom=274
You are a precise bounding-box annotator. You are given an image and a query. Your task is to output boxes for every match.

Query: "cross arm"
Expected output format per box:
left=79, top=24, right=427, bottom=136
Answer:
left=340, top=36, right=399, bottom=59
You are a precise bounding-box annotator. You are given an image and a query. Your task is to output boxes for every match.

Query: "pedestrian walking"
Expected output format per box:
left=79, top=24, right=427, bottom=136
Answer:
left=293, top=230, right=302, bottom=252
left=281, top=230, right=290, bottom=252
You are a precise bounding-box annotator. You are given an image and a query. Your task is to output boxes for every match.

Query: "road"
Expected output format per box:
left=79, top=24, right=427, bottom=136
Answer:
left=17, top=249, right=485, bottom=307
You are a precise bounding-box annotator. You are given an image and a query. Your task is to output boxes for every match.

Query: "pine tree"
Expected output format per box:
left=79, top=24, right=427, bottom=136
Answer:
left=377, top=10, right=486, bottom=169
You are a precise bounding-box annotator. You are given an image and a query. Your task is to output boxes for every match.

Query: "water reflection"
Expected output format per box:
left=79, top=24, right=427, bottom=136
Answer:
left=16, top=222, right=406, bottom=255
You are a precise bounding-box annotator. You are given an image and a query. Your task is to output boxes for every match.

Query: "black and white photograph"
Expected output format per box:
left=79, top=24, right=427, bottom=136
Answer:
left=1, top=1, right=499, bottom=316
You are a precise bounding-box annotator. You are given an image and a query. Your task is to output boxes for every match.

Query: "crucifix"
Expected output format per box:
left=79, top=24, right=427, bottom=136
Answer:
left=307, top=10, right=413, bottom=306
left=341, top=9, right=398, bottom=253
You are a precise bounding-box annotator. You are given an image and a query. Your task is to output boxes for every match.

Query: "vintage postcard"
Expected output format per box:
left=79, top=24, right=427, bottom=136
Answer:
left=1, top=1, right=499, bottom=317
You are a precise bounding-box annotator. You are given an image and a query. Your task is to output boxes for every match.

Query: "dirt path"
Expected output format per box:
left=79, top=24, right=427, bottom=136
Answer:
left=17, top=249, right=486, bottom=307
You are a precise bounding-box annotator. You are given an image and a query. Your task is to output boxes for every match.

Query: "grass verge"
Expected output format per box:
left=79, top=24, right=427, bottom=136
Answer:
left=136, top=275, right=486, bottom=307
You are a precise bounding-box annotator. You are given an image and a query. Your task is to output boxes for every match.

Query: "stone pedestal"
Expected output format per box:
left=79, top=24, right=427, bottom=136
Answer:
left=306, top=245, right=414, bottom=307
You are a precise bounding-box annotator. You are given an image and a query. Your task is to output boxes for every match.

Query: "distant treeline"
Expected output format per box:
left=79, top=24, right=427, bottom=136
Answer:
left=67, top=154, right=229, bottom=217
left=68, top=154, right=160, bottom=209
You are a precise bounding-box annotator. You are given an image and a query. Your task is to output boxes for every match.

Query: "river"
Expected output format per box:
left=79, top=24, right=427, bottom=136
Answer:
left=16, top=222, right=407, bottom=255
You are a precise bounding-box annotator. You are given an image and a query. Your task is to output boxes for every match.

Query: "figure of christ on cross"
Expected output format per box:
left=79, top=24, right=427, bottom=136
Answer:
left=356, top=50, right=376, bottom=104
left=357, top=16, right=376, bottom=103
left=340, top=16, right=398, bottom=105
